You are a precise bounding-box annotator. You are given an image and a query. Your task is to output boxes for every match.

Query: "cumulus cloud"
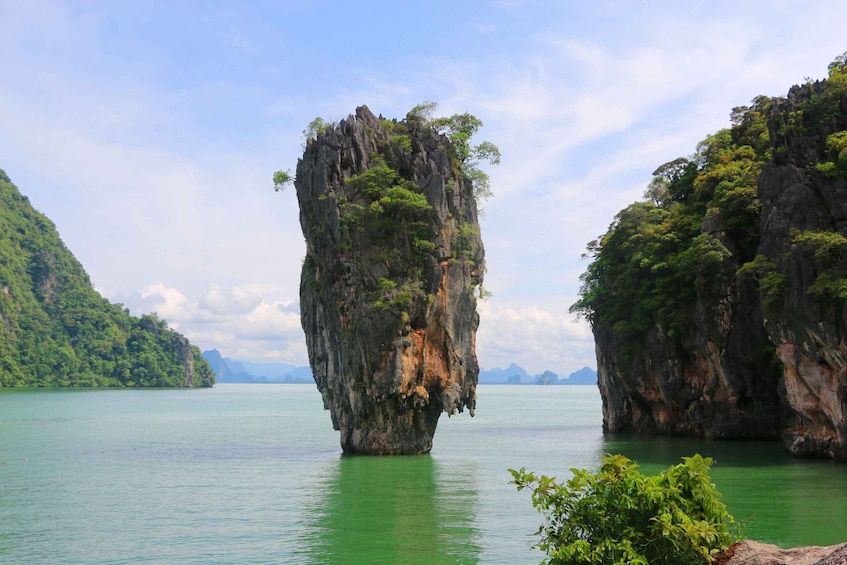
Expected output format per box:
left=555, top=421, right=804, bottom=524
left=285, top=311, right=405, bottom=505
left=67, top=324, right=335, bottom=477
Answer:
left=476, top=301, right=595, bottom=376
left=199, top=284, right=262, bottom=315
left=112, top=283, right=307, bottom=364
left=138, top=283, right=192, bottom=322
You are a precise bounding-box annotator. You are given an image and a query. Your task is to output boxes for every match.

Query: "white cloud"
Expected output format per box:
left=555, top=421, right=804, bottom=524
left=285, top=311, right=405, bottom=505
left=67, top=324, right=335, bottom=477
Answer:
left=477, top=301, right=595, bottom=376
left=199, top=284, right=262, bottom=315
left=110, top=283, right=306, bottom=364
left=139, top=284, right=192, bottom=322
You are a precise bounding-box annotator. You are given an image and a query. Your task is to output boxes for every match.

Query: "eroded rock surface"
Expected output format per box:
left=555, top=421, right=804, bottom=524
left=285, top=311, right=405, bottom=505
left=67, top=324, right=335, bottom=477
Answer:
left=595, top=279, right=781, bottom=440
left=295, top=106, right=484, bottom=454
left=589, top=66, right=847, bottom=460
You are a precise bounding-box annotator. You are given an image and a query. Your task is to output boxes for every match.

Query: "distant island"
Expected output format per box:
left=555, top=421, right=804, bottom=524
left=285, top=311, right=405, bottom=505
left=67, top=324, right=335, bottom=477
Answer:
left=202, top=349, right=312, bottom=383
left=202, top=350, right=596, bottom=386
left=477, top=363, right=597, bottom=385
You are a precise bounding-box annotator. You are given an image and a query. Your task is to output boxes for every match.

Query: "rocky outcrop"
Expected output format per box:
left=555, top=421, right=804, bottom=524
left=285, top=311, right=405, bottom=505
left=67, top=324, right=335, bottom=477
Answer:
left=595, top=174, right=782, bottom=439
left=294, top=106, right=484, bottom=454
left=588, top=61, right=847, bottom=460
left=715, top=540, right=847, bottom=565
left=174, top=334, right=196, bottom=388
left=755, top=80, right=847, bottom=460
left=595, top=277, right=781, bottom=439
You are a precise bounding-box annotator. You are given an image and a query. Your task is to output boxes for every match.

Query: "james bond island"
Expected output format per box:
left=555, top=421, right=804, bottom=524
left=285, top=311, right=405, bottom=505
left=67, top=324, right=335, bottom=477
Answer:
left=290, top=104, right=496, bottom=454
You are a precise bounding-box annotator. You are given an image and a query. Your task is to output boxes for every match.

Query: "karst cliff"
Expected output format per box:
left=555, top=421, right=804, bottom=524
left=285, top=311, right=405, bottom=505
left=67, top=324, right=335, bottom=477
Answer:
left=0, top=169, right=214, bottom=387
left=574, top=54, right=847, bottom=460
left=294, top=105, right=486, bottom=454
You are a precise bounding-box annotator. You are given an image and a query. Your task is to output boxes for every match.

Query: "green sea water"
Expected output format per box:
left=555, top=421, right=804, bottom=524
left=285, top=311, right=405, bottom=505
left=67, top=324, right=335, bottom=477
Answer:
left=0, top=384, right=845, bottom=563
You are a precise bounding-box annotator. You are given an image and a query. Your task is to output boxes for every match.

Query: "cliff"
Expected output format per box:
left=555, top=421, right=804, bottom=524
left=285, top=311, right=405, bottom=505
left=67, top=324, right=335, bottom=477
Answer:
left=573, top=54, right=847, bottom=460
left=756, top=77, right=847, bottom=459
left=294, top=105, right=485, bottom=454
left=0, top=169, right=214, bottom=387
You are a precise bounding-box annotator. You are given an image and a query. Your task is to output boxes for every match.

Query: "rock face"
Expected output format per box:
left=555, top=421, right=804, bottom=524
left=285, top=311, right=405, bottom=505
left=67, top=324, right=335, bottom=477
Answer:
left=295, top=106, right=484, bottom=454
left=715, top=540, right=847, bottom=565
left=586, top=62, right=847, bottom=460
left=595, top=291, right=781, bottom=439
left=755, top=81, right=847, bottom=460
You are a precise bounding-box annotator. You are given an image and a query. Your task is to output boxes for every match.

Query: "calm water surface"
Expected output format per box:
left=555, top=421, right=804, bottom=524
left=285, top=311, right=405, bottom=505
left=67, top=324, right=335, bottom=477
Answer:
left=1, top=384, right=845, bottom=563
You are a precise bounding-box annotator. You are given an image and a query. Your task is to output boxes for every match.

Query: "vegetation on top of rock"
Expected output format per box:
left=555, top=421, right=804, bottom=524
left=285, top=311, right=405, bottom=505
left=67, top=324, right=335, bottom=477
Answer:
left=570, top=51, right=847, bottom=460
left=570, top=51, right=847, bottom=369
left=0, top=171, right=214, bottom=387
left=511, top=454, right=740, bottom=564
left=407, top=101, right=501, bottom=208
left=277, top=102, right=500, bottom=210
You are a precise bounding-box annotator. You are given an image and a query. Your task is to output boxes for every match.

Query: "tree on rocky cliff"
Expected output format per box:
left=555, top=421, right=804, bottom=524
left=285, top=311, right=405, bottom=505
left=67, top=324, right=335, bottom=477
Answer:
left=277, top=102, right=500, bottom=207
left=421, top=104, right=501, bottom=206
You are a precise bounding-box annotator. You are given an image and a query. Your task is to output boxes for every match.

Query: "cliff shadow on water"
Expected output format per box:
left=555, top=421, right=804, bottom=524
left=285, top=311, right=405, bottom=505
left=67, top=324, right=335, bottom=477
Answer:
left=293, top=105, right=492, bottom=455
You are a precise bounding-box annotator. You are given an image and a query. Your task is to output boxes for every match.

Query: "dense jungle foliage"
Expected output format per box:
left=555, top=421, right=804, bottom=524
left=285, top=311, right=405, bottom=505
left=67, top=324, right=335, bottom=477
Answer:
left=570, top=53, right=847, bottom=364
left=0, top=170, right=214, bottom=387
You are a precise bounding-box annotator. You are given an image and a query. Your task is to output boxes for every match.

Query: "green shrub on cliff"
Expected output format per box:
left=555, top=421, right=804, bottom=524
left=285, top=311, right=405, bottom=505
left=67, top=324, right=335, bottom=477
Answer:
left=407, top=101, right=501, bottom=207
left=816, top=131, right=847, bottom=177
left=510, top=454, right=739, bottom=565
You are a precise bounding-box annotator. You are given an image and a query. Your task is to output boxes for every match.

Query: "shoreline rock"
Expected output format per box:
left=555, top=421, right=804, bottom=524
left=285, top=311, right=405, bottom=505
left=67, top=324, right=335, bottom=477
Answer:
left=716, top=540, right=847, bottom=565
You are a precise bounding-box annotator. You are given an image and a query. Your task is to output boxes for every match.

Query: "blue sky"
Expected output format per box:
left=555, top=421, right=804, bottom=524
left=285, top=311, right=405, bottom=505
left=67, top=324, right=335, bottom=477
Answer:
left=1, top=0, right=845, bottom=376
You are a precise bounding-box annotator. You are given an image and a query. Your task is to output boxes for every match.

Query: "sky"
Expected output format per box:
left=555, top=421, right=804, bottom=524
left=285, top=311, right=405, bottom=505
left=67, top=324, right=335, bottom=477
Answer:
left=1, top=1, right=845, bottom=377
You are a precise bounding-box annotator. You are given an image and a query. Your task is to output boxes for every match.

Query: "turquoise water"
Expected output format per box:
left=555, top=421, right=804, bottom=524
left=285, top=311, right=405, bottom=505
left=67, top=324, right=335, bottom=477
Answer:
left=0, top=385, right=845, bottom=563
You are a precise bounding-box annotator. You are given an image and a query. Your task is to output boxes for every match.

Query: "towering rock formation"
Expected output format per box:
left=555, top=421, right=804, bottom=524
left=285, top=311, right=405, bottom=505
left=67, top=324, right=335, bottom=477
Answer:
left=294, top=106, right=485, bottom=454
left=577, top=55, right=847, bottom=460
left=755, top=79, right=847, bottom=460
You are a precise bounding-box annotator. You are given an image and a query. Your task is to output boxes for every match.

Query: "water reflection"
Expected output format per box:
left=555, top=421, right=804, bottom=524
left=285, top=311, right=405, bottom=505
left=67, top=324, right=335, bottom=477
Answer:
left=300, top=454, right=481, bottom=564
left=603, top=433, right=847, bottom=546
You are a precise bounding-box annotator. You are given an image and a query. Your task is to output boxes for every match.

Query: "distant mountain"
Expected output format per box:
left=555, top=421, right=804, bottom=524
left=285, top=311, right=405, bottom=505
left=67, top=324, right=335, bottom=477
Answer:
left=203, top=352, right=597, bottom=386
left=478, top=363, right=530, bottom=384
left=239, top=359, right=301, bottom=378
left=564, top=366, right=598, bottom=385
left=536, top=370, right=559, bottom=385
left=201, top=350, right=312, bottom=383
left=479, top=364, right=597, bottom=385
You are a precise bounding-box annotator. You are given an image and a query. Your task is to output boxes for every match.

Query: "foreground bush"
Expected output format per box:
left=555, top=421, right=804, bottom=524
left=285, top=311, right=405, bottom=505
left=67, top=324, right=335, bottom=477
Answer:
left=510, top=454, right=740, bottom=564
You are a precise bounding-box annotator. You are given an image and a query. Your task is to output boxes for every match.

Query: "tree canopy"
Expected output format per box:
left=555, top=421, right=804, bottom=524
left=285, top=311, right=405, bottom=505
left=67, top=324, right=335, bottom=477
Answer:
left=412, top=102, right=501, bottom=206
